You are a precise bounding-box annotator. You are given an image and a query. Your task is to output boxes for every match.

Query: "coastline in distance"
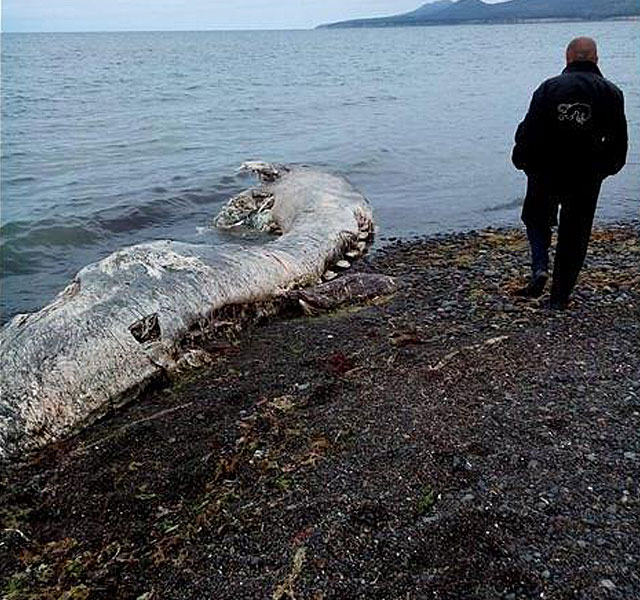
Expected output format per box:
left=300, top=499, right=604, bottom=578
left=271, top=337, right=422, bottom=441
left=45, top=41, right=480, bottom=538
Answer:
left=317, top=0, right=640, bottom=29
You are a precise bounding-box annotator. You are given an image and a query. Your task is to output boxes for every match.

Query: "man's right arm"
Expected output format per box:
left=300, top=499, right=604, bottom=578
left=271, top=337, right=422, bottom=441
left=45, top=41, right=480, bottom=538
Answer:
left=601, top=88, right=628, bottom=177
left=512, top=86, right=546, bottom=174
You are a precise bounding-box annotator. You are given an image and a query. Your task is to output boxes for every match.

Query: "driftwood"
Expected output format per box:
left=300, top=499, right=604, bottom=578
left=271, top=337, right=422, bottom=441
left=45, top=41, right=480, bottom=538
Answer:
left=0, top=163, right=373, bottom=461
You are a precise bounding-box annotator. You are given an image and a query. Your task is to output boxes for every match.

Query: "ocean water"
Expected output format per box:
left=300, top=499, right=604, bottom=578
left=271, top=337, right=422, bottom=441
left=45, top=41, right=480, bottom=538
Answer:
left=1, top=22, right=639, bottom=321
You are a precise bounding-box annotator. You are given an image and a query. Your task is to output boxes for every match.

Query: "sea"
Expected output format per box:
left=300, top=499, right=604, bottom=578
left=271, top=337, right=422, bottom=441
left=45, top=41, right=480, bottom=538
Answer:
left=1, top=21, right=638, bottom=322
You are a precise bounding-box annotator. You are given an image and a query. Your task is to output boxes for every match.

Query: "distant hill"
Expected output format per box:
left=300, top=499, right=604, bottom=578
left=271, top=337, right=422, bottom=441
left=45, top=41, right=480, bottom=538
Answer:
left=318, top=0, right=640, bottom=29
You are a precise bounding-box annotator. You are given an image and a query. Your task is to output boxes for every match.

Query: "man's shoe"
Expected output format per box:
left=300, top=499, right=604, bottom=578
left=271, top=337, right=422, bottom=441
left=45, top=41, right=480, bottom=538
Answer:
left=538, top=296, right=569, bottom=311
left=514, top=270, right=549, bottom=298
left=549, top=296, right=569, bottom=311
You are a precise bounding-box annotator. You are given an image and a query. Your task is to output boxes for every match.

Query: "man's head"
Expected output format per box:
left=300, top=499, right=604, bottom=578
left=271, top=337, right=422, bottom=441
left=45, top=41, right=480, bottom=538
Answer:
left=566, top=37, right=598, bottom=65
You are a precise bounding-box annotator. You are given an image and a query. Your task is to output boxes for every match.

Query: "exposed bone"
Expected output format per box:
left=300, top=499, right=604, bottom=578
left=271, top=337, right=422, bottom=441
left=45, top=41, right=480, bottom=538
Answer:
left=297, top=298, right=318, bottom=317
left=323, top=270, right=338, bottom=281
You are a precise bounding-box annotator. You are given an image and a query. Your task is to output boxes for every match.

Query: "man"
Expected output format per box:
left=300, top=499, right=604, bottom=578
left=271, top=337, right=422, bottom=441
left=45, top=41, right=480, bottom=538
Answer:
left=512, top=37, right=627, bottom=309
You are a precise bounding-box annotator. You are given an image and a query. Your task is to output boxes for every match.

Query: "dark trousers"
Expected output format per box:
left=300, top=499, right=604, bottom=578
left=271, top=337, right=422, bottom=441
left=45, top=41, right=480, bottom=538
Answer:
left=522, top=175, right=602, bottom=302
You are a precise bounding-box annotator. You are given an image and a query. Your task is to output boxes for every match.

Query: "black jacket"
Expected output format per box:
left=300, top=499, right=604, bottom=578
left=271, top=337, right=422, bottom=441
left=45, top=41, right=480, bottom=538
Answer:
left=512, top=61, right=627, bottom=181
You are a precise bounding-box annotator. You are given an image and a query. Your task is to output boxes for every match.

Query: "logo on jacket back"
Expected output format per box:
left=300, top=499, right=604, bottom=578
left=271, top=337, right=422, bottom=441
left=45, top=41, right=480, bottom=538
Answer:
left=557, top=103, right=592, bottom=126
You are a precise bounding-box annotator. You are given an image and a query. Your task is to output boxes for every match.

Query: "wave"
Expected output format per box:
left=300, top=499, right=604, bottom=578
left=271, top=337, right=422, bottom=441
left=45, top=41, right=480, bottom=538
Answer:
left=482, top=197, right=524, bottom=213
left=5, top=175, right=37, bottom=184
left=1, top=188, right=230, bottom=252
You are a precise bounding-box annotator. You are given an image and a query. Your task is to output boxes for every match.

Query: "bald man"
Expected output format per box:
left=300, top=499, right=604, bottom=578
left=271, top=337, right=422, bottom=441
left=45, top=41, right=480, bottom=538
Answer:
left=512, top=37, right=627, bottom=309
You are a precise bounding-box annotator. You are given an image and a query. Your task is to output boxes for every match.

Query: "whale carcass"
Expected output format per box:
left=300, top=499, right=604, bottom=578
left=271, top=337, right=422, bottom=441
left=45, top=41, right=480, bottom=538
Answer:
left=0, top=163, right=376, bottom=461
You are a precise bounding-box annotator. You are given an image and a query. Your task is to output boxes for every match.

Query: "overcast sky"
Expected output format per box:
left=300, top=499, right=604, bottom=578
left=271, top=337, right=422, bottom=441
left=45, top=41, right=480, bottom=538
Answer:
left=2, top=0, right=508, bottom=32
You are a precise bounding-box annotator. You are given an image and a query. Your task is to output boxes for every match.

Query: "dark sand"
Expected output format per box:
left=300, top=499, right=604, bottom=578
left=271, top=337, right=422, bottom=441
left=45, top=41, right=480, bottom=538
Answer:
left=1, top=223, right=639, bottom=600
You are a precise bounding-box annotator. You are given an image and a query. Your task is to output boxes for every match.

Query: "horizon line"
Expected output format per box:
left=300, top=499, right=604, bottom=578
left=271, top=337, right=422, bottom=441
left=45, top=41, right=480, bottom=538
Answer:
left=1, top=27, right=313, bottom=34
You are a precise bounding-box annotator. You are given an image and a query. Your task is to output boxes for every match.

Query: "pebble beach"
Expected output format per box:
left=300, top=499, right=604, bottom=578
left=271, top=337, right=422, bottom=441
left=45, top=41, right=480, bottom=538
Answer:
left=1, top=222, right=639, bottom=599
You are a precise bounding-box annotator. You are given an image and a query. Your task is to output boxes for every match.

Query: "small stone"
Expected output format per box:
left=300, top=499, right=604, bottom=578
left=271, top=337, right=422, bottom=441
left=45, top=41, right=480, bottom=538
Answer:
left=335, top=260, right=351, bottom=270
left=422, top=516, right=439, bottom=524
left=528, top=459, right=540, bottom=470
left=542, top=570, right=551, bottom=580
left=599, top=579, right=616, bottom=590
left=345, top=250, right=359, bottom=259
left=246, top=555, right=263, bottom=567
left=623, top=452, right=637, bottom=460
left=461, top=493, right=475, bottom=503
left=586, top=453, right=597, bottom=462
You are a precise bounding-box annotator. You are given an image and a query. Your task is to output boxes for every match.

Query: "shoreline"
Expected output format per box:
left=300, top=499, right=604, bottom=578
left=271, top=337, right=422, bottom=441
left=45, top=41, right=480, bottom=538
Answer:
left=318, top=15, right=640, bottom=30
left=1, top=221, right=639, bottom=599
